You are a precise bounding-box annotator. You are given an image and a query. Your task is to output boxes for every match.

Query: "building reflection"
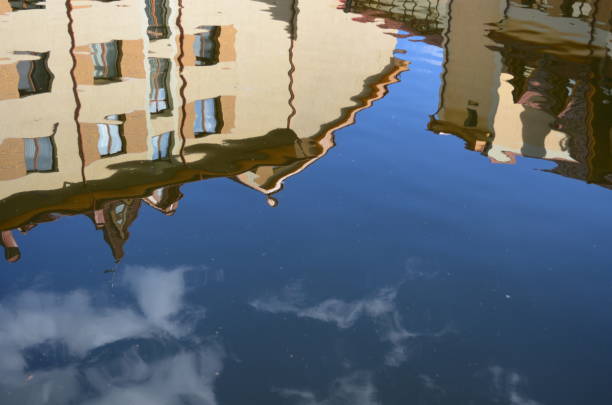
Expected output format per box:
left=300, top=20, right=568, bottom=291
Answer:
left=424, top=0, right=611, bottom=185
left=343, top=0, right=450, bottom=46
left=0, top=0, right=610, bottom=263
left=349, top=0, right=610, bottom=187
left=0, top=0, right=408, bottom=262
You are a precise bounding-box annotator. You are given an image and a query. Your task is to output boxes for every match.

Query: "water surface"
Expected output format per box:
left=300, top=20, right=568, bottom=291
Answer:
left=0, top=0, right=611, bottom=404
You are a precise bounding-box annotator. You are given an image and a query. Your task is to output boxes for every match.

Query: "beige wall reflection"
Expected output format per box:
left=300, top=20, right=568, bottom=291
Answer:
left=0, top=0, right=408, bottom=261
left=345, top=0, right=610, bottom=184
left=426, top=0, right=611, bottom=184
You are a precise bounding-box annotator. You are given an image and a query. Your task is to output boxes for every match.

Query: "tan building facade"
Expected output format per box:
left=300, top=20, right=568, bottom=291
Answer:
left=0, top=0, right=407, bottom=260
left=427, top=0, right=611, bottom=185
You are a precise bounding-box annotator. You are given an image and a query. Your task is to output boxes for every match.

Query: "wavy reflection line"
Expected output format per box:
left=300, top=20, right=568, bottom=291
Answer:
left=66, top=0, right=86, bottom=183
left=432, top=0, right=454, bottom=120
left=581, top=0, right=600, bottom=179
left=286, top=0, right=299, bottom=129
left=176, top=0, right=187, bottom=164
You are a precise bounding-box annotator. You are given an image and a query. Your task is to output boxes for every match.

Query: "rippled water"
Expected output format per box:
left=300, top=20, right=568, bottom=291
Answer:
left=0, top=0, right=611, bottom=404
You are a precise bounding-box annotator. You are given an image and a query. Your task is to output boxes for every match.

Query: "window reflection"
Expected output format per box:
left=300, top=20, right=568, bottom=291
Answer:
left=194, top=98, right=222, bottom=136
left=24, top=136, right=54, bottom=172
left=152, top=132, right=172, bottom=160
left=91, top=41, right=122, bottom=83
left=145, top=0, right=170, bottom=41
left=149, top=58, right=171, bottom=114
left=194, top=26, right=220, bottom=66
left=9, top=0, right=44, bottom=11
left=97, top=115, right=125, bottom=157
left=16, top=52, right=52, bottom=97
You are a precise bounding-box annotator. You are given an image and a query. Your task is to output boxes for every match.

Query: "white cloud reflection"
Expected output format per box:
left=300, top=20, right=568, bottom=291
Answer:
left=251, top=284, right=396, bottom=329
left=490, top=366, right=543, bottom=405
left=0, top=266, right=222, bottom=405
left=84, top=345, right=223, bottom=405
left=278, top=371, right=379, bottom=405
left=251, top=283, right=446, bottom=367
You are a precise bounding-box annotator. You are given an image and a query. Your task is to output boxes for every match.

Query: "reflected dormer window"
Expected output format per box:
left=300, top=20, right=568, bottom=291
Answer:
left=149, top=58, right=171, bottom=115
left=91, top=41, right=122, bottom=84
left=194, top=98, right=223, bottom=136
left=194, top=26, right=220, bottom=66
left=145, top=0, right=170, bottom=41
left=24, top=136, right=54, bottom=173
left=152, top=132, right=172, bottom=160
left=17, top=52, right=52, bottom=97
left=464, top=108, right=478, bottom=128
left=97, top=115, right=124, bottom=157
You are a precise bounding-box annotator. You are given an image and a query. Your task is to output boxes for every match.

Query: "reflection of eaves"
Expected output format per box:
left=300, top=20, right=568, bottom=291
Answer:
left=0, top=130, right=303, bottom=230
left=251, top=0, right=295, bottom=34
left=99, top=199, right=142, bottom=262
left=487, top=2, right=611, bottom=64
left=235, top=57, right=409, bottom=195
left=0, top=55, right=408, bottom=232
left=344, top=0, right=449, bottom=47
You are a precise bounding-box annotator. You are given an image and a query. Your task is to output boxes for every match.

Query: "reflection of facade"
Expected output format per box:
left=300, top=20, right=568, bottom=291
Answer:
left=343, top=0, right=450, bottom=46
left=427, top=0, right=611, bottom=187
left=0, top=0, right=407, bottom=261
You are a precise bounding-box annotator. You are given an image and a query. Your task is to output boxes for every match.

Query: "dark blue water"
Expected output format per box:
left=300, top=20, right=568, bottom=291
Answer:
left=1, top=1, right=612, bottom=404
